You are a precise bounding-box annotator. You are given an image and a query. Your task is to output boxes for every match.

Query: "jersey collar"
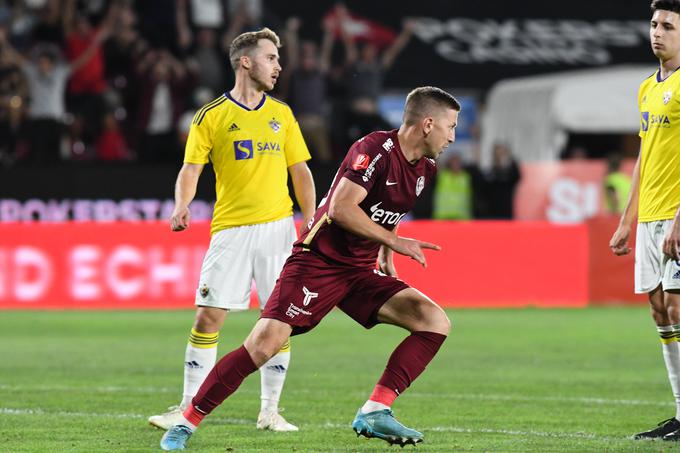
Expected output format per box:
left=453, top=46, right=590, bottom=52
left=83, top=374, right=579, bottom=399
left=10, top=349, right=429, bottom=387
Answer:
left=224, top=92, right=266, bottom=111
left=656, top=65, right=680, bottom=83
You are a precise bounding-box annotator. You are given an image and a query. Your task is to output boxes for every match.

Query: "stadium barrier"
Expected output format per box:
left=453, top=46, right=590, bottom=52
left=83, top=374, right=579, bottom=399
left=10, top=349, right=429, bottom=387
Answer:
left=515, top=159, right=636, bottom=222
left=587, top=217, right=646, bottom=304
left=0, top=219, right=640, bottom=310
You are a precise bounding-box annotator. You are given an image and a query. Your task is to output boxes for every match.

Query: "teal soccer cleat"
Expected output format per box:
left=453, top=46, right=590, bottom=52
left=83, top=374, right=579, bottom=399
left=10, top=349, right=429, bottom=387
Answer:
left=160, top=424, right=193, bottom=451
left=351, top=409, right=423, bottom=447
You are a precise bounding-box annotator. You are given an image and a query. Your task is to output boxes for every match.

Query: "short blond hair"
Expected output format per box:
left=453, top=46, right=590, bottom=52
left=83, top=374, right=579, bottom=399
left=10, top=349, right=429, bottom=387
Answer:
left=229, top=27, right=281, bottom=71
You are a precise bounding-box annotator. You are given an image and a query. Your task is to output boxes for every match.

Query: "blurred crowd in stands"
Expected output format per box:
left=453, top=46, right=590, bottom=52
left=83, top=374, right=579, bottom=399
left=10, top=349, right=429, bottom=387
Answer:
left=0, top=0, right=416, bottom=165
left=0, top=0, right=524, bottom=219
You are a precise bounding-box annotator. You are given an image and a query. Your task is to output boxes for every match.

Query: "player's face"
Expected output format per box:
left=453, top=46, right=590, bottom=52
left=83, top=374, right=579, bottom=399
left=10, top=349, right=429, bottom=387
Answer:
left=248, top=39, right=282, bottom=92
left=650, top=10, right=680, bottom=61
left=424, top=109, right=458, bottom=159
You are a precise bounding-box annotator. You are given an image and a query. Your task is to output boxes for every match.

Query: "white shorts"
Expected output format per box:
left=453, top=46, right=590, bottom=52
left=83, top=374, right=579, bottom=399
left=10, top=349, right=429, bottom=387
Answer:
left=635, top=220, right=680, bottom=294
left=195, top=217, right=297, bottom=310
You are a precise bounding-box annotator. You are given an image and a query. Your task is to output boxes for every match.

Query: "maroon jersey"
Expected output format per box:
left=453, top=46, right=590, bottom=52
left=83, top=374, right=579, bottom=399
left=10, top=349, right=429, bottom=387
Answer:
left=294, top=129, right=437, bottom=268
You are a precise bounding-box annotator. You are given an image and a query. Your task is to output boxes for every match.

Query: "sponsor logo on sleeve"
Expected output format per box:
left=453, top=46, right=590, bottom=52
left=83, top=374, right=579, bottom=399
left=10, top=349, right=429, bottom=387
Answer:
left=352, top=153, right=370, bottom=170
left=362, top=153, right=383, bottom=182
left=382, top=138, right=394, bottom=152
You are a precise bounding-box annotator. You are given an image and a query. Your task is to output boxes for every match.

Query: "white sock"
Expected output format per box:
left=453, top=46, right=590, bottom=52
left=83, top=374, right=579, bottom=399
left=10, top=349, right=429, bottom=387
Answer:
left=260, top=341, right=291, bottom=413
left=180, top=329, right=218, bottom=409
left=361, top=400, right=390, bottom=414
left=178, top=416, right=197, bottom=432
left=658, top=325, right=680, bottom=419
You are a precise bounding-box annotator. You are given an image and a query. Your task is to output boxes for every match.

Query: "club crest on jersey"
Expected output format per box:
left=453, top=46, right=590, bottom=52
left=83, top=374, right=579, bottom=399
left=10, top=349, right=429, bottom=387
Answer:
left=664, top=90, right=673, bottom=105
left=234, top=140, right=254, bottom=160
left=415, top=176, right=425, bottom=196
left=352, top=153, right=369, bottom=170
left=199, top=284, right=210, bottom=298
left=269, top=118, right=281, bottom=132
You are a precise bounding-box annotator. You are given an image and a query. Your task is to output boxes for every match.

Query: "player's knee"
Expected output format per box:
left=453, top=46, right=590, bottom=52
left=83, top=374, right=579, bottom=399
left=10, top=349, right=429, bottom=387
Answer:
left=430, top=308, right=451, bottom=336
left=249, top=349, right=271, bottom=368
left=666, top=292, right=680, bottom=324
left=193, top=309, right=226, bottom=332
left=649, top=299, right=670, bottom=325
left=193, top=317, right=219, bottom=333
left=650, top=308, right=670, bottom=326
left=244, top=342, right=279, bottom=368
left=415, top=301, right=450, bottom=335
left=442, top=312, right=452, bottom=335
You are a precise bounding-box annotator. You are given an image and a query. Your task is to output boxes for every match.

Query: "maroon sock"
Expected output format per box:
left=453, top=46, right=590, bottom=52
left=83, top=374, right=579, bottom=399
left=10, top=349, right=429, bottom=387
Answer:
left=190, top=345, right=258, bottom=415
left=375, top=331, right=447, bottom=398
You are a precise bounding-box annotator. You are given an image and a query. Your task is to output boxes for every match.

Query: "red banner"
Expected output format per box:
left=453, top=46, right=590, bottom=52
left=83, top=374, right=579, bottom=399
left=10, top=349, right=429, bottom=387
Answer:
left=392, top=221, right=589, bottom=307
left=1, top=223, right=208, bottom=309
left=587, top=217, right=646, bottom=304
left=0, top=221, right=593, bottom=309
left=515, top=159, right=635, bottom=222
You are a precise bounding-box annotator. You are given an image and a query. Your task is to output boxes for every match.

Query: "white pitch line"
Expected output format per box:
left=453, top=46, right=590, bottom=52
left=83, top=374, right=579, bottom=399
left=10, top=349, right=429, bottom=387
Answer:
left=0, top=384, right=177, bottom=393
left=1, top=407, right=623, bottom=442
left=426, top=426, right=619, bottom=442
left=0, top=407, right=146, bottom=420
left=0, top=384, right=672, bottom=408
left=411, top=392, right=674, bottom=408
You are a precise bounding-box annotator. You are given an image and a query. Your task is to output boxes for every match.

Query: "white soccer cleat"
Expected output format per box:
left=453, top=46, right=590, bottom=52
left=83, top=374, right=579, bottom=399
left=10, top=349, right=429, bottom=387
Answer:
left=149, top=405, right=185, bottom=430
left=256, top=410, right=299, bottom=432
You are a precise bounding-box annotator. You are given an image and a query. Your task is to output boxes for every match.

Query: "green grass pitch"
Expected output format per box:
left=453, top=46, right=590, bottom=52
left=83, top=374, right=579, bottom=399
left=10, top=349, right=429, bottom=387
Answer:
left=1, top=307, right=679, bottom=452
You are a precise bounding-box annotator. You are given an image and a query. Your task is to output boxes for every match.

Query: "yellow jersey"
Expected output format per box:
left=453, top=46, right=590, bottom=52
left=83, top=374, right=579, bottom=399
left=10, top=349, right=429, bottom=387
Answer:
left=638, top=70, right=680, bottom=222
left=184, top=93, right=311, bottom=234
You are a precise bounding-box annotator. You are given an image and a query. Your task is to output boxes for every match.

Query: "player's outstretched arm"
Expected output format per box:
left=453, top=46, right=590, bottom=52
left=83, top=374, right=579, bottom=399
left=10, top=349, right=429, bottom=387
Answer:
left=171, top=163, right=204, bottom=232
left=389, top=236, right=441, bottom=268
left=610, top=150, right=640, bottom=256
left=329, top=177, right=440, bottom=267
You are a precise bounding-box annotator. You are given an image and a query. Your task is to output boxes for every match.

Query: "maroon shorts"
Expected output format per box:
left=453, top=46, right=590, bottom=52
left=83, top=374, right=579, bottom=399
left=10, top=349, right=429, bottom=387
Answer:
left=261, top=251, right=410, bottom=335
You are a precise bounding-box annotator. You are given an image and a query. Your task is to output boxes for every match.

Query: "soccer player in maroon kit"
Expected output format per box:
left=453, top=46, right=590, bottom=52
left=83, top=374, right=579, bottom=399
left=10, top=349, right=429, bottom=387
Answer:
left=161, top=86, right=460, bottom=450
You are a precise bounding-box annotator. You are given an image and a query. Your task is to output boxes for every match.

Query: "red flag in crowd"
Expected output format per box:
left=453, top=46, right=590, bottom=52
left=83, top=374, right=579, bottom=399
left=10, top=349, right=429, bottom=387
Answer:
left=323, top=3, right=396, bottom=47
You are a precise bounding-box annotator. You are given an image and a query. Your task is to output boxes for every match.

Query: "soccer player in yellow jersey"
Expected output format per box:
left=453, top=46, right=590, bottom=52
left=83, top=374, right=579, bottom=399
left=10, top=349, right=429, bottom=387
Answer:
left=610, top=0, right=680, bottom=441
left=148, top=28, right=316, bottom=433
